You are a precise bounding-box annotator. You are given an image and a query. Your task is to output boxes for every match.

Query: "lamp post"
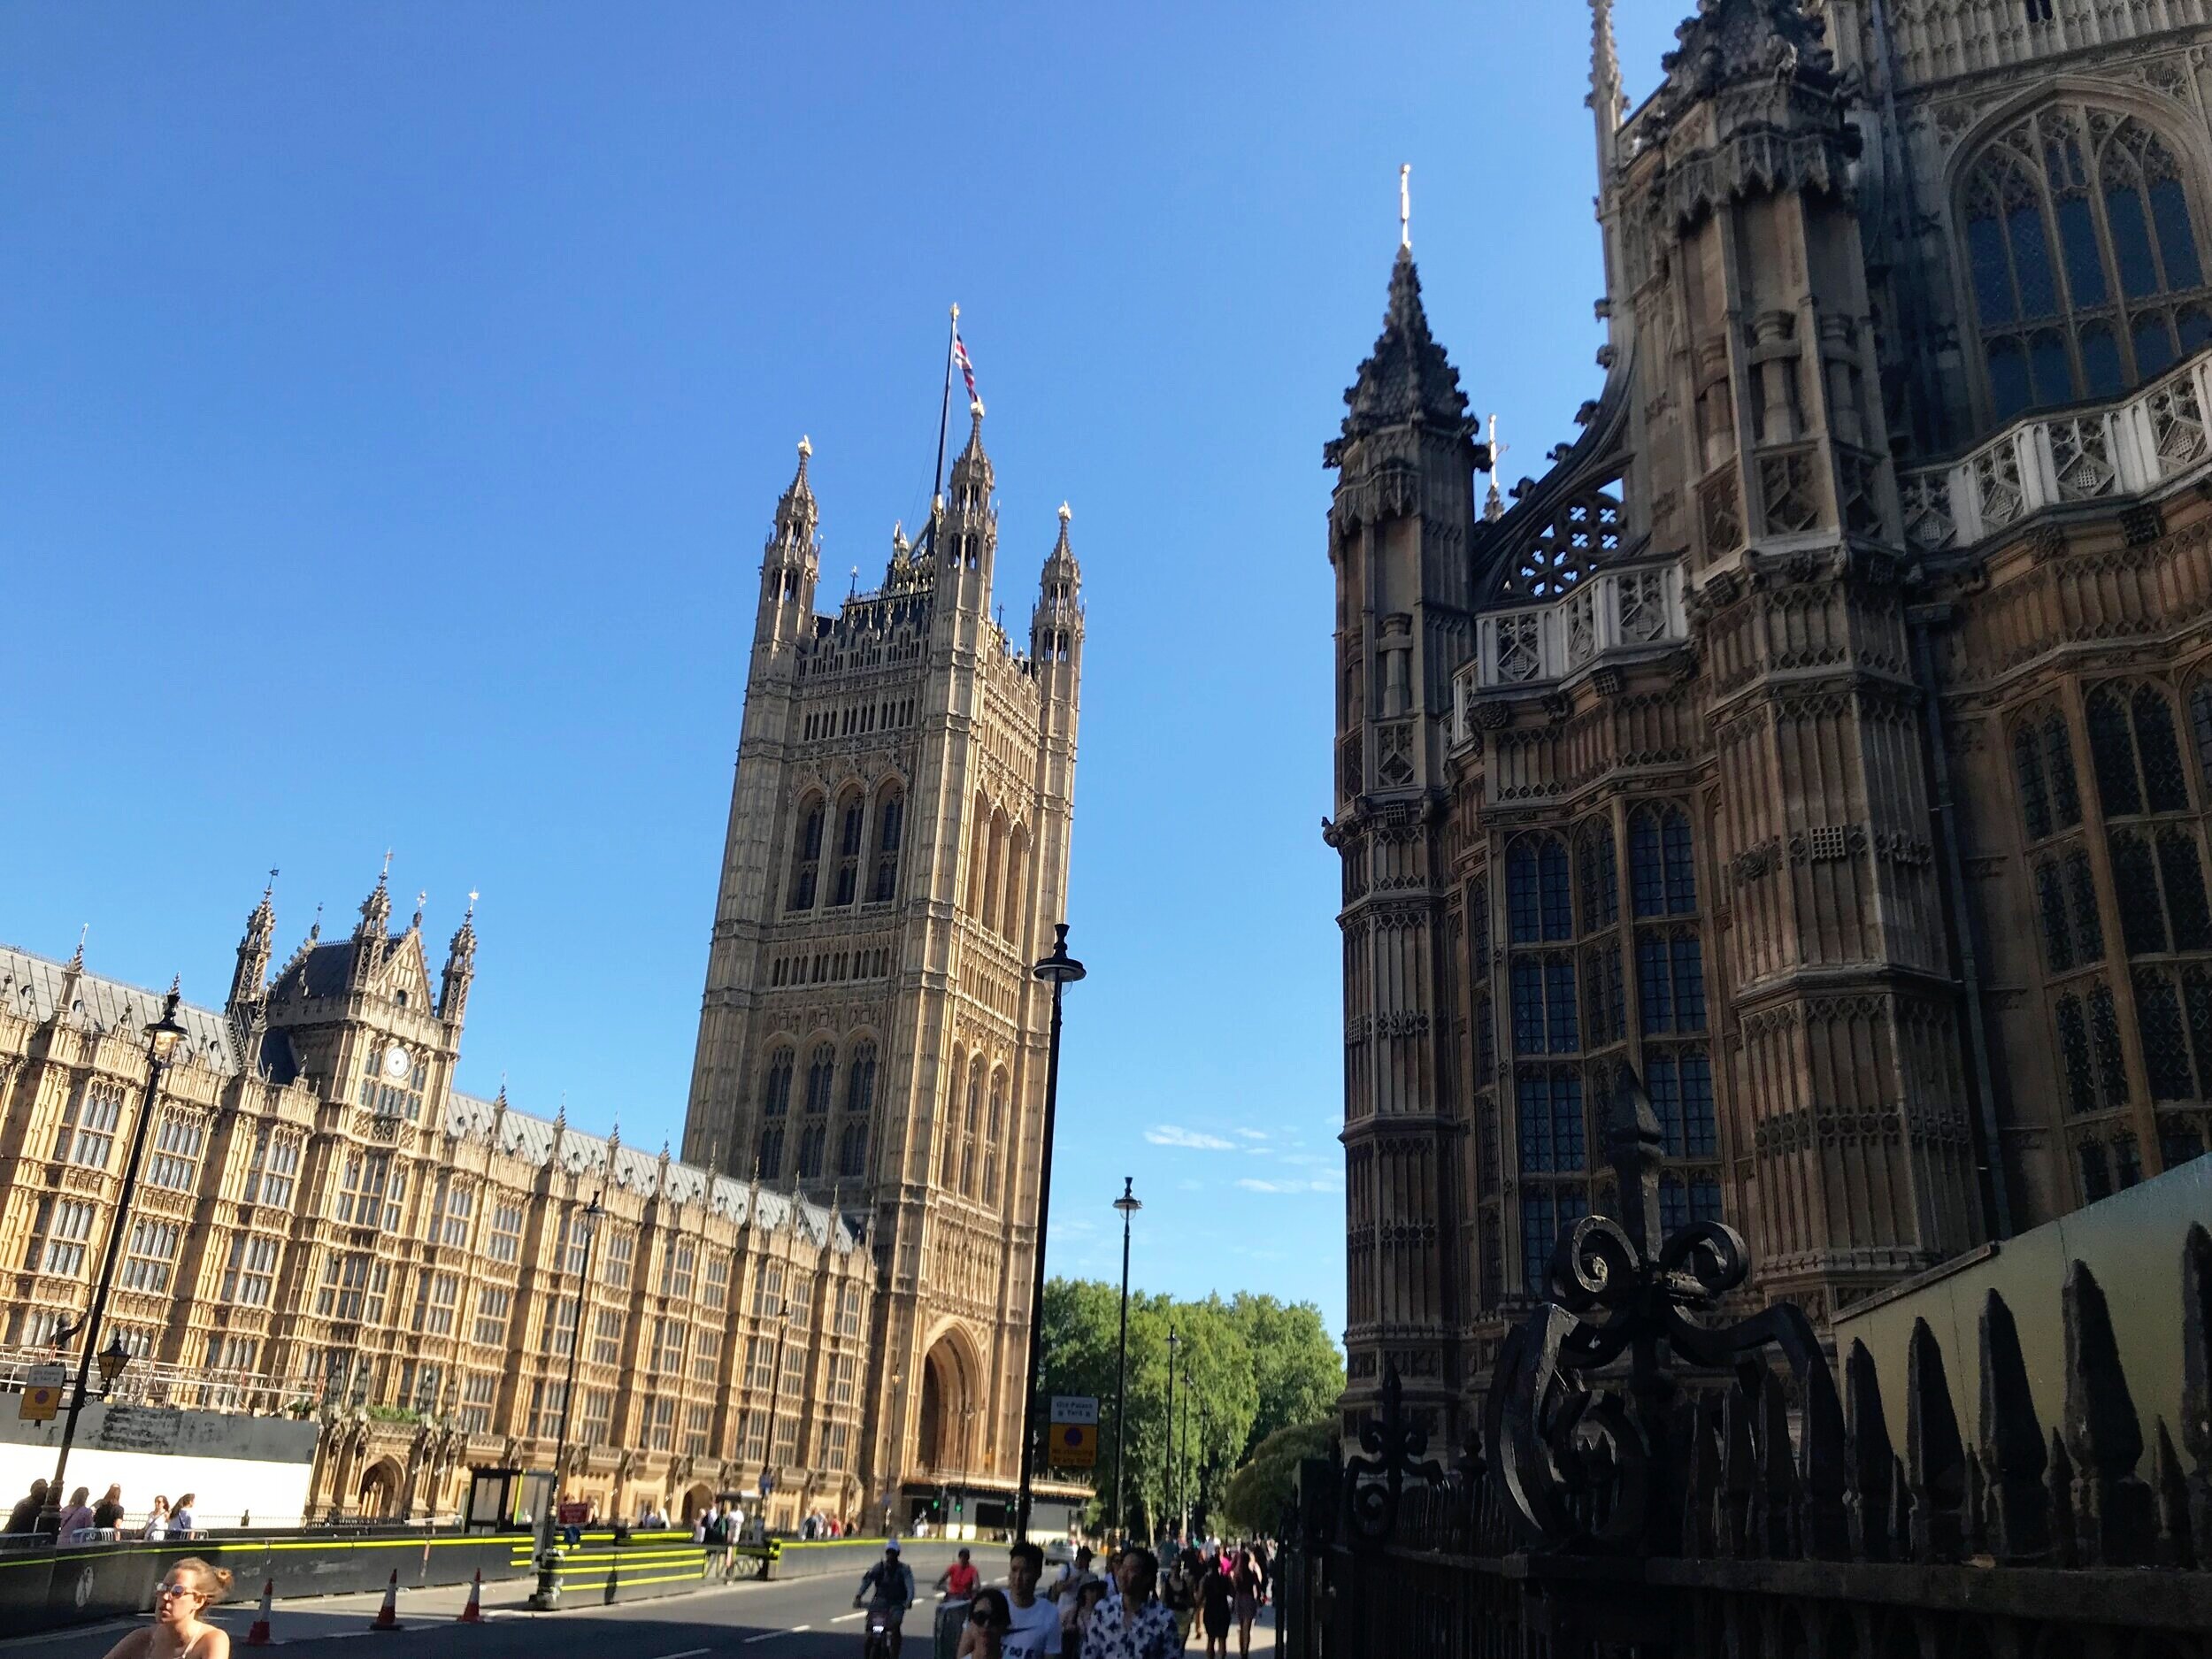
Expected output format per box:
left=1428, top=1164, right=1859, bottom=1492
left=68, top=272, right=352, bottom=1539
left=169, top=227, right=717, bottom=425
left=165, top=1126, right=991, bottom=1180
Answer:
left=42, top=988, right=185, bottom=1532
left=1016, top=922, right=1085, bottom=1543
left=1180, top=1367, right=1193, bottom=1541
left=1164, top=1328, right=1178, bottom=1548
left=763, top=1290, right=804, bottom=1522
left=1110, top=1177, right=1141, bottom=1541
left=529, top=1186, right=602, bottom=1609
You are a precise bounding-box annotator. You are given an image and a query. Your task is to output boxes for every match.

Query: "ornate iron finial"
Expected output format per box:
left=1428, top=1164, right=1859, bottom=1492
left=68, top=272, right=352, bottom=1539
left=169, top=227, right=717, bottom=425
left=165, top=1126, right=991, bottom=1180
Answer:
left=1344, top=1362, right=1440, bottom=1539
left=1485, top=1065, right=1846, bottom=1556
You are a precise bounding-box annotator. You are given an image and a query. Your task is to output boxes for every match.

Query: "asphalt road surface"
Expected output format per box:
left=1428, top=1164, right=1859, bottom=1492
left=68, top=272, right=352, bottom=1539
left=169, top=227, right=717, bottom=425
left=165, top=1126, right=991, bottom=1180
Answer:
left=0, top=1561, right=1278, bottom=1659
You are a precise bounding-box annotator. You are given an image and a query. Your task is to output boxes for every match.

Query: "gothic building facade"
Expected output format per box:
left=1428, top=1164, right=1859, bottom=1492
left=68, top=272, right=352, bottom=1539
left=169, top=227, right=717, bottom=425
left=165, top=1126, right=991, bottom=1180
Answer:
left=0, top=882, right=873, bottom=1529
left=680, top=408, right=1084, bottom=1528
left=1330, top=0, right=2212, bottom=1440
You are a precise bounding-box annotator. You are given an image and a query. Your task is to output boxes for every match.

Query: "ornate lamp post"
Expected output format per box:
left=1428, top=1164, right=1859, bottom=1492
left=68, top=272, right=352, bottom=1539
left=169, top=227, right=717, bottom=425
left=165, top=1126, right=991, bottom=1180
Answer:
left=529, top=1187, right=602, bottom=1609
left=1017, top=923, right=1085, bottom=1542
left=762, top=1290, right=805, bottom=1522
left=1164, top=1328, right=1178, bottom=1546
left=42, top=989, right=186, bottom=1532
left=1110, top=1177, right=1141, bottom=1540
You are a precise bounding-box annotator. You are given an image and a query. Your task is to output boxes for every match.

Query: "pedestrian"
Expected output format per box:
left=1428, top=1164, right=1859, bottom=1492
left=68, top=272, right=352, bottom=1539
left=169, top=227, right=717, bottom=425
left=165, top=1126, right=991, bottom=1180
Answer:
left=98, top=1555, right=234, bottom=1659
left=1230, top=1548, right=1259, bottom=1659
left=143, top=1496, right=171, bottom=1540
left=1248, top=1540, right=1270, bottom=1606
left=1081, top=1548, right=1177, bottom=1659
left=57, top=1486, right=96, bottom=1541
left=1162, top=1548, right=1198, bottom=1653
left=169, top=1494, right=198, bottom=1539
left=94, top=1485, right=126, bottom=1534
left=935, top=1547, right=979, bottom=1601
left=1002, top=1540, right=1062, bottom=1659
left=1198, top=1554, right=1233, bottom=1659
left=957, top=1588, right=1014, bottom=1659
left=3, top=1479, right=48, bottom=1534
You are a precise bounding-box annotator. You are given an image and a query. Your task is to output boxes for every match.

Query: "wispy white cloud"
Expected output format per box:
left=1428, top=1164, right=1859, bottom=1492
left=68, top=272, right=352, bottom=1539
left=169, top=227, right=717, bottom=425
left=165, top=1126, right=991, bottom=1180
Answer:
left=1235, top=1176, right=1343, bottom=1195
left=1233, top=1128, right=1269, bottom=1141
left=1145, top=1125, right=1235, bottom=1150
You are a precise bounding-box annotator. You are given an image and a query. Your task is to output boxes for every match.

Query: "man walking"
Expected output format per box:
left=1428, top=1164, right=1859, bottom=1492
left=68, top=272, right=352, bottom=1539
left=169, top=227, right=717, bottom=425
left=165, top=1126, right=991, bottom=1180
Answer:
left=1003, top=1541, right=1062, bottom=1659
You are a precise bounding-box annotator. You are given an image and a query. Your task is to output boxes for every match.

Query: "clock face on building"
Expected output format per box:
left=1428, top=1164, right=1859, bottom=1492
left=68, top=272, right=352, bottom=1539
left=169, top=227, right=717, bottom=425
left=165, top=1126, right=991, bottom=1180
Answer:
left=383, top=1047, right=412, bottom=1079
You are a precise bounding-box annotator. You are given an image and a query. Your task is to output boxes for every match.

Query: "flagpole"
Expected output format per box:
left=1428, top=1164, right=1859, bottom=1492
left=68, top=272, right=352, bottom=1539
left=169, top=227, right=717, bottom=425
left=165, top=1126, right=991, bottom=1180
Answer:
left=933, top=303, right=958, bottom=509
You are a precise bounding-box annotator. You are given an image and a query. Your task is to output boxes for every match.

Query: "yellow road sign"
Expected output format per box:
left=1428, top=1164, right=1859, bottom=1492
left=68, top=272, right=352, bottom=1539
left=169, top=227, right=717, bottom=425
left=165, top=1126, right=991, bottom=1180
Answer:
left=1050, top=1421, right=1098, bottom=1469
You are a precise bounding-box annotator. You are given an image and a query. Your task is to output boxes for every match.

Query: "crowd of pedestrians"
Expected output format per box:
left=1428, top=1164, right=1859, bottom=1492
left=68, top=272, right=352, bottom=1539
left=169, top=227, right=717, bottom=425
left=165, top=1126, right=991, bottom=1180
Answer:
left=0, top=1479, right=196, bottom=1543
left=867, top=1532, right=1275, bottom=1659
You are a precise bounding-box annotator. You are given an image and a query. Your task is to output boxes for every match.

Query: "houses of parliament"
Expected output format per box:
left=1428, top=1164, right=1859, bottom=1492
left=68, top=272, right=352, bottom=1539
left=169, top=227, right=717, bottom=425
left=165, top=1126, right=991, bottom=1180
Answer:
left=0, top=403, right=1083, bottom=1529
left=1332, top=0, right=2212, bottom=1440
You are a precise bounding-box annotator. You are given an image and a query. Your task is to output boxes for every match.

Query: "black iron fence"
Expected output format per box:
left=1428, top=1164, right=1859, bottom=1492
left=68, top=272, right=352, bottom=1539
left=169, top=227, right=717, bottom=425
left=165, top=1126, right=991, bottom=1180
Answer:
left=1282, top=1074, right=2212, bottom=1658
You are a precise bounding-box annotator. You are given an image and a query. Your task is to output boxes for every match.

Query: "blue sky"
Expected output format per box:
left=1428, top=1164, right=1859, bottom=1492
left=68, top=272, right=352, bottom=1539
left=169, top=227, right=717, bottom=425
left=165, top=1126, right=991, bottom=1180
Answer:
left=3, top=4, right=1679, bottom=1338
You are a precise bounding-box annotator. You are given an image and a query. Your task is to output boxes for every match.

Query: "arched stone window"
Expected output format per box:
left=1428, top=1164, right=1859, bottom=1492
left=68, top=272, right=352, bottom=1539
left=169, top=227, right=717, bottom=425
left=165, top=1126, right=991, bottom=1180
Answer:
left=965, top=795, right=990, bottom=915
left=1002, top=825, right=1029, bottom=941
left=837, top=1039, right=875, bottom=1181
left=939, top=1048, right=964, bottom=1189
left=982, top=810, right=1009, bottom=933
left=1627, top=805, right=1698, bottom=917
left=982, top=1071, right=1006, bottom=1206
left=1496, top=485, right=1623, bottom=600
left=960, top=1062, right=983, bottom=1198
left=787, top=797, right=826, bottom=912
left=871, top=787, right=904, bottom=903
left=1961, top=104, right=2212, bottom=422
left=757, top=1047, right=794, bottom=1179
left=831, top=790, right=865, bottom=907
left=803, top=1043, right=835, bottom=1116
left=1506, top=835, right=1572, bottom=943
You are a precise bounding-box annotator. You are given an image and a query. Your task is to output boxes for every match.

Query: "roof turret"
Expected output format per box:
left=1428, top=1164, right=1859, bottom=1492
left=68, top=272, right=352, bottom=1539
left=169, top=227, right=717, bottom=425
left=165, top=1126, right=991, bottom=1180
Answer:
left=1333, top=249, right=1472, bottom=449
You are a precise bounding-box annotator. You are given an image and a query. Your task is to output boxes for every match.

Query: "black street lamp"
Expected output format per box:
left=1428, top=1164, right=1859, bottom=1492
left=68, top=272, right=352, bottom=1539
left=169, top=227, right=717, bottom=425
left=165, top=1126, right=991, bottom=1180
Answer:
left=1110, top=1177, right=1141, bottom=1541
left=42, top=988, right=186, bottom=1532
left=1179, top=1367, right=1193, bottom=1540
left=762, top=1289, right=806, bottom=1517
left=1164, top=1328, right=1178, bottom=1547
left=1016, top=922, right=1085, bottom=1543
left=529, top=1186, right=602, bottom=1609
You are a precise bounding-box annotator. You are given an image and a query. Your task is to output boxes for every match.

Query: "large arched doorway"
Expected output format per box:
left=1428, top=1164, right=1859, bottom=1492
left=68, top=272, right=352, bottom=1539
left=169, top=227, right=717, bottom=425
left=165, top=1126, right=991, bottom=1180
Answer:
left=357, top=1458, right=403, bottom=1520
left=916, top=1333, right=975, bottom=1475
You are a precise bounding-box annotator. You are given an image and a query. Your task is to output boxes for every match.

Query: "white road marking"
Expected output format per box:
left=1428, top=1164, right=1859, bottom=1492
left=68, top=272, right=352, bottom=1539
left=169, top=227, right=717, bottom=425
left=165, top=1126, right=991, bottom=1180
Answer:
left=741, top=1624, right=810, bottom=1642
left=832, top=1610, right=865, bottom=1622
left=650, top=1649, right=713, bottom=1658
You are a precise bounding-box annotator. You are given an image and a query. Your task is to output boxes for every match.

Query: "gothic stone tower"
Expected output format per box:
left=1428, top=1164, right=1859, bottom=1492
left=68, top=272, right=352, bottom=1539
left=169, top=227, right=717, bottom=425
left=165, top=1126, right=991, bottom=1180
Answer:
left=1333, top=0, right=2212, bottom=1439
left=683, top=411, right=1083, bottom=1527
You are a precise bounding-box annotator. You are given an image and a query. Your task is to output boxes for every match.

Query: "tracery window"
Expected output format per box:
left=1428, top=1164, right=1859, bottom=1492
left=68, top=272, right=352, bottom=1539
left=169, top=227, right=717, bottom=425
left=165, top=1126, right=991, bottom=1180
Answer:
left=787, top=797, right=825, bottom=912
left=2088, top=684, right=2193, bottom=818
left=1628, top=806, right=1697, bottom=916
left=1497, top=485, right=1622, bottom=601
left=832, top=792, right=865, bottom=907
left=757, top=1046, right=794, bottom=1179
left=982, top=1072, right=1006, bottom=1206
left=1636, top=931, right=1707, bottom=1034
left=1515, top=1070, right=1586, bottom=1173
left=1962, top=105, right=2212, bottom=423
left=1507, top=836, right=1572, bottom=943
left=872, top=788, right=904, bottom=902
left=1646, top=1051, right=1718, bottom=1158
left=1576, top=822, right=1618, bottom=932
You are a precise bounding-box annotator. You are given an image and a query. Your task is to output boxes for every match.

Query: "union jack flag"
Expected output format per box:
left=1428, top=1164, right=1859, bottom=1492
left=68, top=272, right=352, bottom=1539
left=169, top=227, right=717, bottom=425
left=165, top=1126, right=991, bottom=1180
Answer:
left=953, top=330, right=979, bottom=402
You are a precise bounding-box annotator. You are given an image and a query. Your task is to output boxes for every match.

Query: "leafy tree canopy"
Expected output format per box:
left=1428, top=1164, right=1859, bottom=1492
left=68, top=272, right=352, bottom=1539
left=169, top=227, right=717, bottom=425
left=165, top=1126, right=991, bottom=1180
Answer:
left=1040, top=1278, right=1342, bottom=1540
left=1219, top=1418, right=1334, bottom=1537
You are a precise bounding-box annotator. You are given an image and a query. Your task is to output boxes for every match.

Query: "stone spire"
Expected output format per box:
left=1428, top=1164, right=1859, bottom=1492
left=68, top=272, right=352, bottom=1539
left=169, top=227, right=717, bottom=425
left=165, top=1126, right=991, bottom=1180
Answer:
left=1033, top=501, right=1084, bottom=670
left=773, top=435, right=818, bottom=550
left=227, top=869, right=279, bottom=1017
left=949, top=401, right=994, bottom=504
left=439, top=888, right=478, bottom=1027
left=1334, top=248, right=1471, bottom=447
left=1590, top=0, right=1624, bottom=179
left=357, top=853, right=394, bottom=941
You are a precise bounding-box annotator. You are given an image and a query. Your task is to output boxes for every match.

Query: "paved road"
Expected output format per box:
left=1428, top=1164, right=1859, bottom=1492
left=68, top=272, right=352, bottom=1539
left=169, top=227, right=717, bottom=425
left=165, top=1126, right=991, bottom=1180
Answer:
left=0, top=1562, right=1279, bottom=1659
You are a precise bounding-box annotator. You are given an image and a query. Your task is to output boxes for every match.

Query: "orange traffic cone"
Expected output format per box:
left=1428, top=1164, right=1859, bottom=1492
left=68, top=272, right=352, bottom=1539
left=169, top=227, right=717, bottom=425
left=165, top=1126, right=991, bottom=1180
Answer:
left=369, top=1569, right=402, bottom=1632
left=457, top=1569, right=483, bottom=1624
left=243, top=1580, right=274, bottom=1647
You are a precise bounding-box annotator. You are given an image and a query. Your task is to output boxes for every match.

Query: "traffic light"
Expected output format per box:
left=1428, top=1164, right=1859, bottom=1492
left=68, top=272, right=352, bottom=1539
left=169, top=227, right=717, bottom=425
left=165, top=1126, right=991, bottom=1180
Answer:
left=954, top=1495, right=964, bottom=1517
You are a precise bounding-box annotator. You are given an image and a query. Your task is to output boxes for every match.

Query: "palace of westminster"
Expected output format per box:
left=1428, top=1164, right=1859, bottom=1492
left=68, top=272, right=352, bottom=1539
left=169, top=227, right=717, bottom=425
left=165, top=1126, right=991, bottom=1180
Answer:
left=0, top=408, right=1083, bottom=1528
left=18, top=0, right=2212, bottom=1527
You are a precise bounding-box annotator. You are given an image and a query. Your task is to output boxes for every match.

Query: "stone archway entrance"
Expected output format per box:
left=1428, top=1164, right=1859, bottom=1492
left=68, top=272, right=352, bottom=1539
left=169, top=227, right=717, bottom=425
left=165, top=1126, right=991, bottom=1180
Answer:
left=357, top=1457, right=403, bottom=1519
left=915, top=1332, right=976, bottom=1477
left=680, top=1482, right=714, bottom=1524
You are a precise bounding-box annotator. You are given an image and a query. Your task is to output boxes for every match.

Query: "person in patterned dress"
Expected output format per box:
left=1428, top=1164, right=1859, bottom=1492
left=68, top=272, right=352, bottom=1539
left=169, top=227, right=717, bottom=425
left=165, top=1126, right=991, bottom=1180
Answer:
left=1081, top=1548, right=1177, bottom=1659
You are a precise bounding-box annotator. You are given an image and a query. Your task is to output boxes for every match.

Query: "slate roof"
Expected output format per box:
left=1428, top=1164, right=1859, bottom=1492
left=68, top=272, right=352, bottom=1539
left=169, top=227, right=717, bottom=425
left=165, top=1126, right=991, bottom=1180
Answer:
left=0, top=944, right=238, bottom=1072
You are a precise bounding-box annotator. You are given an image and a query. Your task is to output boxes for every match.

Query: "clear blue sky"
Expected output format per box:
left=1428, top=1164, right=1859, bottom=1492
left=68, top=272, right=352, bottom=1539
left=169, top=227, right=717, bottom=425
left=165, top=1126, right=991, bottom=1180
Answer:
left=3, top=4, right=1678, bottom=1338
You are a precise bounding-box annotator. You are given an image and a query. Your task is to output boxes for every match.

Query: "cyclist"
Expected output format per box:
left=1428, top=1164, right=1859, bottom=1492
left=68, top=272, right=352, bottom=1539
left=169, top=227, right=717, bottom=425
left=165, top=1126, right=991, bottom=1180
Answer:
left=855, top=1540, right=917, bottom=1656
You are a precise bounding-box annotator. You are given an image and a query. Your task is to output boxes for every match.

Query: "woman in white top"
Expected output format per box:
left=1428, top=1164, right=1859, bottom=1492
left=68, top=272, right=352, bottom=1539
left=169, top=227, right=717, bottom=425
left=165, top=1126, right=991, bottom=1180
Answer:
left=143, top=1496, right=171, bottom=1541
left=99, top=1556, right=233, bottom=1659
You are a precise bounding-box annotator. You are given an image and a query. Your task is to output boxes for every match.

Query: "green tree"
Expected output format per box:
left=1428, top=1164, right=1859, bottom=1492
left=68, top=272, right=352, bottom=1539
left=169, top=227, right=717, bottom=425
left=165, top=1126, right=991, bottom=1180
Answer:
left=1219, top=1418, right=1334, bottom=1537
left=1040, top=1278, right=1342, bottom=1540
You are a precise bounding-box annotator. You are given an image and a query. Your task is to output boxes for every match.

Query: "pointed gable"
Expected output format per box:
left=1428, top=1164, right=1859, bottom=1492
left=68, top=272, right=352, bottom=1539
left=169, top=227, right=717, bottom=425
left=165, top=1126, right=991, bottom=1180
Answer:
left=1332, top=249, right=1472, bottom=454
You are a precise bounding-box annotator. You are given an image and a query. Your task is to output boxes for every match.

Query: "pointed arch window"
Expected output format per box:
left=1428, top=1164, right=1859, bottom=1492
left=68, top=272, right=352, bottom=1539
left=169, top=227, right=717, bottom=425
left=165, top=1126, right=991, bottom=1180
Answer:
left=2057, top=995, right=2098, bottom=1114
left=1962, top=106, right=2212, bottom=425
left=844, top=1041, right=877, bottom=1118
left=836, top=1119, right=869, bottom=1181
left=796, top=1122, right=826, bottom=1179
left=804, top=1043, right=835, bottom=1116
left=787, top=798, right=826, bottom=912
left=1506, top=836, right=1572, bottom=943
left=1576, top=822, right=1618, bottom=932
left=939, top=1054, right=964, bottom=1189
left=2091, top=980, right=2131, bottom=1107
left=832, top=793, right=865, bottom=907
left=1628, top=805, right=1698, bottom=916
left=960, top=1064, right=982, bottom=1198
left=2134, top=966, right=2197, bottom=1100
left=982, top=1072, right=1006, bottom=1206
left=757, top=1047, right=795, bottom=1179
left=871, top=788, right=904, bottom=903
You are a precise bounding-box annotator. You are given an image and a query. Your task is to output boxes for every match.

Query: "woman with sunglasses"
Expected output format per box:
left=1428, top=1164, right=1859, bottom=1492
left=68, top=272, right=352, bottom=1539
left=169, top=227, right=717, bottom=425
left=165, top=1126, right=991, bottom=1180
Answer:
left=101, top=1557, right=233, bottom=1659
left=956, top=1586, right=1014, bottom=1659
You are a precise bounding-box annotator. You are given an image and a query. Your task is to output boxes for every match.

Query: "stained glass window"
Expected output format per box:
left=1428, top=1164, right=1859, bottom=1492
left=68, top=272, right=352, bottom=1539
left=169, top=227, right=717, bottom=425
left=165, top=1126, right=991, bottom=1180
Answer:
left=1963, top=107, right=2212, bottom=421
left=2135, top=967, right=2196, bottom=1100
left=2038, top=860, right=2075, bottom=971
left=2058, top=995, right=2097, bottom=1115
left=2089, top=688, right=2142, bottom=816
